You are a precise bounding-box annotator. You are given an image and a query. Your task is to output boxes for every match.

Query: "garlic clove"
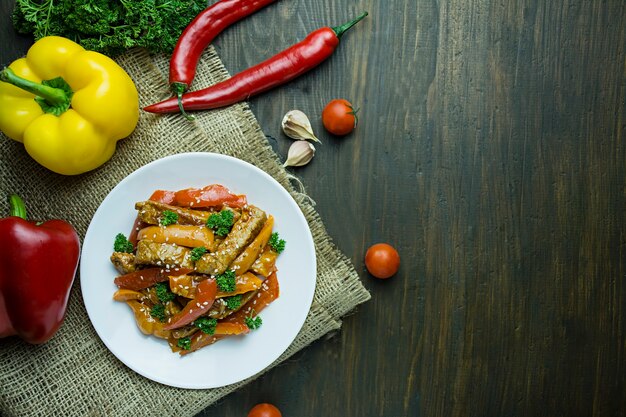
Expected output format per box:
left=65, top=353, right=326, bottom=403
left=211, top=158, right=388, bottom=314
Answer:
left=281, top=110, right=321, bottom=143
left=283, top=140, right=316, bottom=167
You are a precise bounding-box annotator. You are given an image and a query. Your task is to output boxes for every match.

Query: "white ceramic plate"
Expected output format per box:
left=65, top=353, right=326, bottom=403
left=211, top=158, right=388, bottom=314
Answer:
left=81, top=153, right=316, bottom=389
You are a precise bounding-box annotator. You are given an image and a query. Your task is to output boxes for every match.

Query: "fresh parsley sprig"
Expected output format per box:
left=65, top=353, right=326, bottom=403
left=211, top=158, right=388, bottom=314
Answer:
left=160, top=210, right=178, bottom=226
left=177, top=336, right=191, bottom=350
left=194, top=317, right=217, bottom=335
left=225, top=294, right=242, bottom=310
left=190, top=246, right=207, bottom=262
left=245, top=315, right=262, bottom=330
left=206, top=210, right=234, bottom=237
left=268, top=232, right=286, bottom=254
left=113, top=233, right=133, bottom=253
left=215, top=270, right=236, bottom=292
left=155, top=282, right=175, bottom=303
left=150, top=304, right=166, bottom=322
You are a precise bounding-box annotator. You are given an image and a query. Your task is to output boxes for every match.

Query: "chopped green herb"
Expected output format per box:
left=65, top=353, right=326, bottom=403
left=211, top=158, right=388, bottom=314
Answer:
left=194, top=317, right=217, bottom=335
left=150, top=304, right=166, bottom=322
left=155, top=282, right=175, bottom=303
left=215, top=270, right=236, bottom=292
left=160, top=210, right=178, bottom=226
left=177, top=336, right=191, bottom=350
left=268, top=232, right=286, bottom=254
left=245, top=315, right=263, bottom=330
left=113, top=233, right=134, bottom=253
left=206, top=210, right=234, bottom=237
left=225, top=294, right=242, bottom=310
left=190, top=246, right=207, bottom=262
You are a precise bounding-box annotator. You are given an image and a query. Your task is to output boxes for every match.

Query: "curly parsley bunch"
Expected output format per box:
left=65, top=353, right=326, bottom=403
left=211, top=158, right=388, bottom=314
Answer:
left=13, top=0, right=207, bottom=56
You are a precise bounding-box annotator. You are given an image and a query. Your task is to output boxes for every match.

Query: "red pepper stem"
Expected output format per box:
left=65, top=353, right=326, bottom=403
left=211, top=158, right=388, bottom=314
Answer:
left=0, top=67, right=67, bottom=106
left=331, top=11, right=368, bottom=39
left=171, top=82, right=195, bottom=121
left=8, top=195, right=27, bottom=220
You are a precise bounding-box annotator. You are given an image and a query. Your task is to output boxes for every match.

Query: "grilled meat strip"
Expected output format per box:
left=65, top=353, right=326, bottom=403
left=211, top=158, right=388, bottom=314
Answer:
left=135, top=239, right=193, bottom=269
left=195, top=205, right=267, bottom=276
left=135, top=200, right=209, bottom=225
left=110, top=252, right=136, bottom=274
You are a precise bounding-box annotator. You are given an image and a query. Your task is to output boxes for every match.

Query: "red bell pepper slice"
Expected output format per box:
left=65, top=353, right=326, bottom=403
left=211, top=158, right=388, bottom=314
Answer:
left=127, top=215, right=147, bottom=248
left=182, top=322, right=250, bottom=355
left=174, top=184, right=247, bottom=208
left=149, top=190, right=177, bottom=205
left=114, top=267, right=193, bottom=291
left=164, top=278, right=217, bottom=330
left=224, top=270, right=279, bottom=325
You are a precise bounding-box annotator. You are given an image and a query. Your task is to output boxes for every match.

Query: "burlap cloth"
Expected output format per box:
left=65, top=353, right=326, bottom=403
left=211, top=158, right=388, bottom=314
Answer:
left=0, top=47, right=370, bottom=416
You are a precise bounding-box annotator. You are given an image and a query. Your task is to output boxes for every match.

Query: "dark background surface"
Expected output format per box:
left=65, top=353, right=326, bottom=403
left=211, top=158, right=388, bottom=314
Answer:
left=2, top=1, right=625, bottom=416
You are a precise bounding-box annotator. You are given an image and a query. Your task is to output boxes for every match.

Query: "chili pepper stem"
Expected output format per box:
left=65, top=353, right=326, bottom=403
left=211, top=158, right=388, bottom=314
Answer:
left=171, top=82, right=195, bottom=121
left=332, top=11, right=369, bottom=38
left=8, top=195, right=27, bottom=220
left=0, top=67, right=68, bottom=106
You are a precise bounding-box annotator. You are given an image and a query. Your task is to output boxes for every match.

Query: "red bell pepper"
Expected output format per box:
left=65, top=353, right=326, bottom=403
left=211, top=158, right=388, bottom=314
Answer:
left=164, top=277, right=217, bottom=329
left=0, top=195, right=80, bottom=344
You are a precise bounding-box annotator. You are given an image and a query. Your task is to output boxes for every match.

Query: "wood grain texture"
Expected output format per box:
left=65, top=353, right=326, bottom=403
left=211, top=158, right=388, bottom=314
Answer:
left=1, top=0, right=625, bottom=416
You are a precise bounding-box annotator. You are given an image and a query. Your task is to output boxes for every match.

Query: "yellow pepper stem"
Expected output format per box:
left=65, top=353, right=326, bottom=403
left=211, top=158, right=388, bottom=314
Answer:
left=0, top=67, right=72, bottom=115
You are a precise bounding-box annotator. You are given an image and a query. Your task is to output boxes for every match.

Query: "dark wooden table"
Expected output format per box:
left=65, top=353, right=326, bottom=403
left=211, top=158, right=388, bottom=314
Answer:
left=2, top=1, right=625, bottom=416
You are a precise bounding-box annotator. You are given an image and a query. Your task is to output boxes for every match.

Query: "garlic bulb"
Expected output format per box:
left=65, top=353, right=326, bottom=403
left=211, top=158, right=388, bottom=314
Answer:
left=281, top=110, right=321, bottom=143
left=283, top=140, right=316, bottom=167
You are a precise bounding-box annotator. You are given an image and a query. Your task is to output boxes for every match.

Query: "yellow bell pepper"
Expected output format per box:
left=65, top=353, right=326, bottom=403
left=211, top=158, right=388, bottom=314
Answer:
left=0, top=36, right=139, bottom=175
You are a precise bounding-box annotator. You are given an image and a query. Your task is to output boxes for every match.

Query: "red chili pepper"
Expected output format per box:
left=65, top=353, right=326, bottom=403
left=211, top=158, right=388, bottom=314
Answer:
left=0, top=195, right=80, bottom=344
left=144, top=11, right=368, bottom=114
left=170, top=0, right=279, bottom=117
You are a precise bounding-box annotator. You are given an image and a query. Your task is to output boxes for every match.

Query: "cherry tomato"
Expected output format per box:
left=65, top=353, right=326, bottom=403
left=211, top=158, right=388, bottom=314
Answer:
left=248, top=403, right=282, bottom=417
left=322, top=99, right=357, bottom=135
left=365, top=243, right=400, bottom=279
